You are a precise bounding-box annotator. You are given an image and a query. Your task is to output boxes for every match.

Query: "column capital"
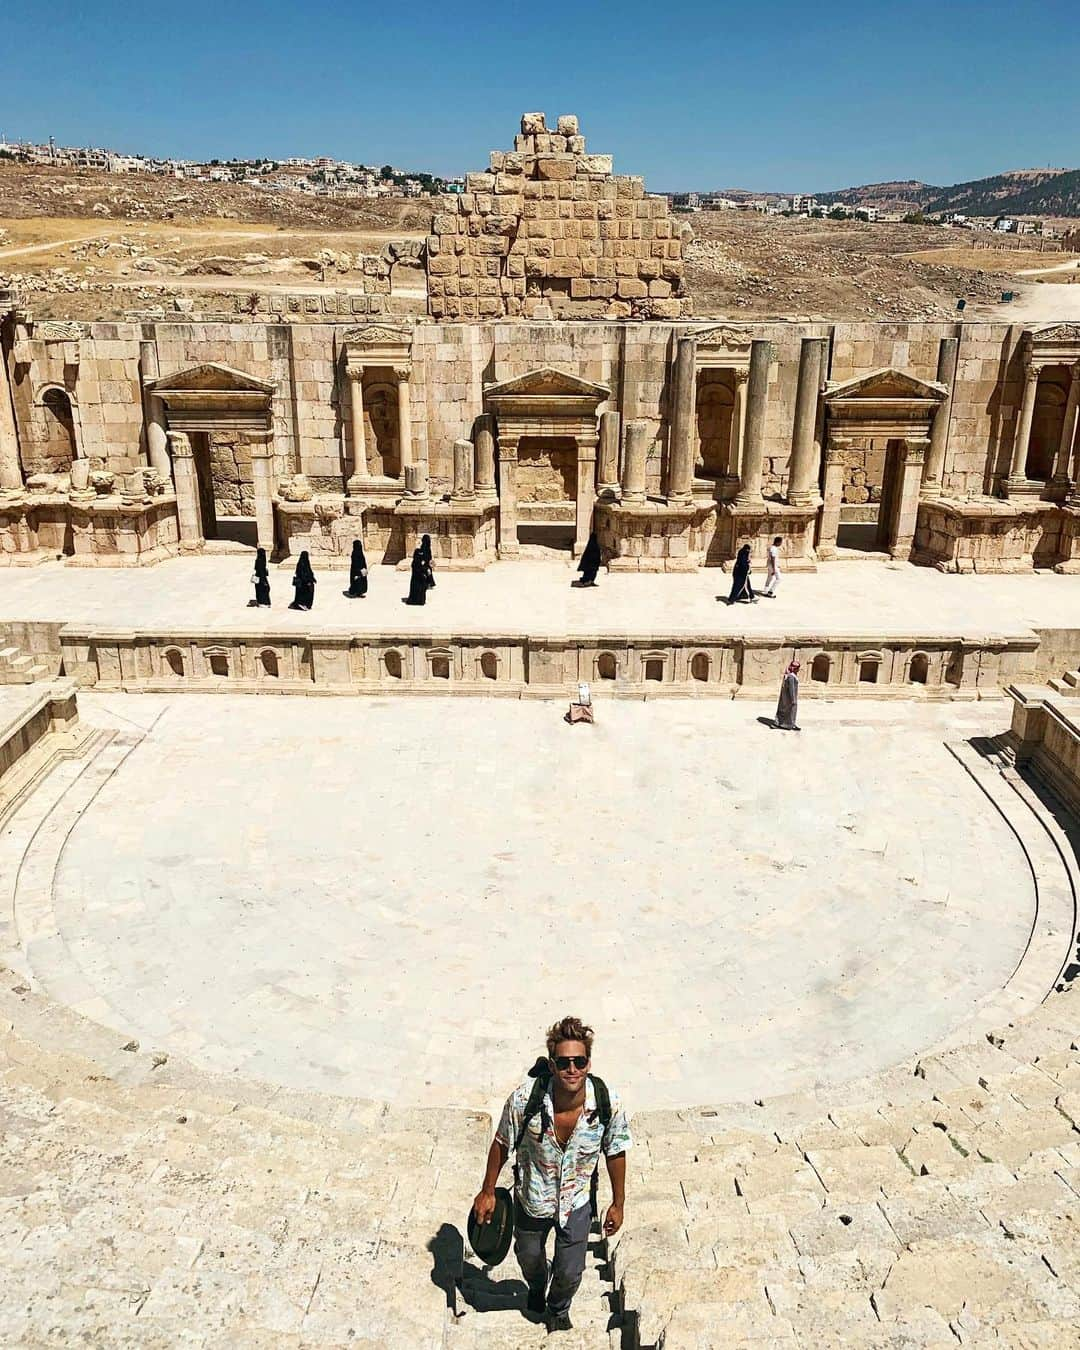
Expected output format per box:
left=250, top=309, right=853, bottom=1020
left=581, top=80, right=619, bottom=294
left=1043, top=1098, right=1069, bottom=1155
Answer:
left=733, top=366, right=750, bottom=385
left=166, top=430, right=192, bottom=459
left=346, top=365, right=365, bottom=383
left=392, top=365, right=411, bottom=382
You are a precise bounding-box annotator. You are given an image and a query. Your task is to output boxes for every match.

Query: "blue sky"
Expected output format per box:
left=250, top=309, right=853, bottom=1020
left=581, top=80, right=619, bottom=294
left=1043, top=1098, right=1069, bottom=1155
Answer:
left=3, top=0, right=1077, bottom=192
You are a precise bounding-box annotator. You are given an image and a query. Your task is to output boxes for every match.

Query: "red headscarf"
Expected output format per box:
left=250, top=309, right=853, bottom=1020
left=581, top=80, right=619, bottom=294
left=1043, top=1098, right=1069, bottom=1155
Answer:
left=786, top=659, right=801, bottom=674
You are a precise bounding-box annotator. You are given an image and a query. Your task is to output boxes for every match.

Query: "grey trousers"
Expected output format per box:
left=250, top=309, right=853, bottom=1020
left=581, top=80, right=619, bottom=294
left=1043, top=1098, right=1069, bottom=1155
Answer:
left=514, top=1200, right=591, bottom=1315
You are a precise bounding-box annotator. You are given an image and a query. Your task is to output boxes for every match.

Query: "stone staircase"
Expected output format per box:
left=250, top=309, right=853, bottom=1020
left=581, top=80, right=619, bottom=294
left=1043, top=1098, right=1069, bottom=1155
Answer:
left=612, top=992, right=1080, bottom=1348
left=0, top=643, right=51, bottom=685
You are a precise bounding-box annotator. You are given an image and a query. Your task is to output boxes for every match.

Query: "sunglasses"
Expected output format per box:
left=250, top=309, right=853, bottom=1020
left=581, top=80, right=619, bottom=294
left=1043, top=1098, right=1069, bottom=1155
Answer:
left=552, top=1055, right=589, bottom=1071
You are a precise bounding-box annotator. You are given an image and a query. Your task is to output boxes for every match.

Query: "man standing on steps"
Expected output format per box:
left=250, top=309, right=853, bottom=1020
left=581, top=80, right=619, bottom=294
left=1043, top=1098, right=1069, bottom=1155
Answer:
left=472, top=1015, right=631, bottom=1333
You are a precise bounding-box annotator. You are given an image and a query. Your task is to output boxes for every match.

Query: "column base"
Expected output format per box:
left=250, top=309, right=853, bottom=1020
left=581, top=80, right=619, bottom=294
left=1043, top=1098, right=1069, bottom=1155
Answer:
left=665, top=492, right=693, bottom=507
left=1003, top=474, right=1040, bottom=500
left=786, top=489, right=822, bottom=510
left=734, top=492, right=764, bottom=508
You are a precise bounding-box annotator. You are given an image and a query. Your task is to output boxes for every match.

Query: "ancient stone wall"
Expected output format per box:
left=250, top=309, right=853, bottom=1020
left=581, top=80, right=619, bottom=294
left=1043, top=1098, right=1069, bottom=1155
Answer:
left=4, top=315, right=1037, bottom=505
left=426, top=113, right=691, bottom=322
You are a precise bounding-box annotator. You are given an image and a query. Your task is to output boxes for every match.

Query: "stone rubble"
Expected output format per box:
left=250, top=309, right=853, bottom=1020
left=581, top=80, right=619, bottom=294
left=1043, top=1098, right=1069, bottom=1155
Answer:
left=427, top=113, right=692, bottom=321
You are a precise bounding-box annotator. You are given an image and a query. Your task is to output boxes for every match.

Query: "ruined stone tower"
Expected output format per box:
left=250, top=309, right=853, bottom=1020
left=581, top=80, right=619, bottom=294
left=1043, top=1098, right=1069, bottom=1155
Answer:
left=426, top=112, right=692, bottom=322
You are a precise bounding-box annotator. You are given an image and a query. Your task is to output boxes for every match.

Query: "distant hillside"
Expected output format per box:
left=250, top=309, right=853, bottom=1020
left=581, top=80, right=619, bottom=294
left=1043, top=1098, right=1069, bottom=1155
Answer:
left=819, top=168, right=1080, bottom=219
left=817, top=180, right=930, bottom=212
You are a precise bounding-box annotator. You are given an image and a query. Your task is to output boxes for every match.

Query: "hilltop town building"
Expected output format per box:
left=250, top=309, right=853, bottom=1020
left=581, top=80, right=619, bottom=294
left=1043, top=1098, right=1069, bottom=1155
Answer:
left=1, top=116, right=1080, bottom=575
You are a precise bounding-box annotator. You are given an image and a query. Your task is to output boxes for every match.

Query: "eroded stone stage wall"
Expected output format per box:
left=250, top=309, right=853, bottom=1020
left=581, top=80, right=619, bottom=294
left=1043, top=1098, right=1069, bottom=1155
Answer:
left=7, top=318, right=1026, bottom=493
left=3, top=313, right=1079, bottom=570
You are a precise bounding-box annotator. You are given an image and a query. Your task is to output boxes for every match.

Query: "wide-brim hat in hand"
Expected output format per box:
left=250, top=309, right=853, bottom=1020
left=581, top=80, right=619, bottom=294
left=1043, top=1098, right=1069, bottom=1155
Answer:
left=467, top=1186, right=514, bottom=1267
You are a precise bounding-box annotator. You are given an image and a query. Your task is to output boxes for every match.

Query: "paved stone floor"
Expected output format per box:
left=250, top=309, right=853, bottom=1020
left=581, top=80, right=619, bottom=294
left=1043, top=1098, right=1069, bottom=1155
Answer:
left=9, top=690, right=1039, bottom=1114
left=3, top=555, right=1080, bottom=637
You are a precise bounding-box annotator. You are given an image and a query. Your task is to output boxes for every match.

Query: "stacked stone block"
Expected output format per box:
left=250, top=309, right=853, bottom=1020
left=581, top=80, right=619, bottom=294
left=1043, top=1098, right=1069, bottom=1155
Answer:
left=426, top=113, right=692, bottom=322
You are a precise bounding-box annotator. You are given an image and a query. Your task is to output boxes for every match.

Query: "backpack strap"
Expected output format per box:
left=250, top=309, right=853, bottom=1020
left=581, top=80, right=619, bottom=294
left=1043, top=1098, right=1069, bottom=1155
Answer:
left=513, top=1075, right=550, bottom=1153
left=588, top=1075, right=612, bottom=1130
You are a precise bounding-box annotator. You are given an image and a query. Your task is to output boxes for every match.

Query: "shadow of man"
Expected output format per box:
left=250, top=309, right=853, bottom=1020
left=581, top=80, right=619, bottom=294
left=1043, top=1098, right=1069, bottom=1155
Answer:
left=427, top=1223, right=540, bottom=1324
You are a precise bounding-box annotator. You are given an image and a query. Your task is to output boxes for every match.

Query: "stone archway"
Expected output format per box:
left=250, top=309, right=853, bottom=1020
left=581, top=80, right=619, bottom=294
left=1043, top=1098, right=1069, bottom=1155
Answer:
left=485, top=367, right=609, bottom=556
left=818, top=369, right=946, bottom=560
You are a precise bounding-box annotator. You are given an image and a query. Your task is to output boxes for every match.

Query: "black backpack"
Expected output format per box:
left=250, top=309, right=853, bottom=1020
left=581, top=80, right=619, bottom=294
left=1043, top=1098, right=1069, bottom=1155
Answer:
left=512, top=1057, right=612, bottom=1219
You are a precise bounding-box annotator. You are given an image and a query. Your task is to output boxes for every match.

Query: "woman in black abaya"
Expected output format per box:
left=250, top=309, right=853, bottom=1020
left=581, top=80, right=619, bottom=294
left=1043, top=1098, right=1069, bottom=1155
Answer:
left=726, top=543, right=757, bottom=604
left=251, top=547, right=271, bottom=608
left=290, top=550, right=316, bottom=610
left=420, top=533, right=436, bottom=588
left=345, top=539, right=368, bottom=598
left=576, top=532, right=602, bottom=587
left=403, top=547, right=428, bottom=605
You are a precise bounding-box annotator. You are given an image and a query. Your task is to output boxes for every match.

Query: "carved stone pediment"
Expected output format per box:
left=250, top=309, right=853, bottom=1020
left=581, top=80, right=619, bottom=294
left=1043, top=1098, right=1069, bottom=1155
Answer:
left=1029, top=323, right=1080, bottom=345
left=148, top=363, right=276, bottom=395
left=341, top=323, right=412, bottom=347
left=693, top=324, right=753, bottom=352
left=825, top=368, right=947, bottom=403
left=147, top=363, right=276, bottom=432
left=485, top=367, right=610, bottom=400
left=32, top=320, right=87, bottom=342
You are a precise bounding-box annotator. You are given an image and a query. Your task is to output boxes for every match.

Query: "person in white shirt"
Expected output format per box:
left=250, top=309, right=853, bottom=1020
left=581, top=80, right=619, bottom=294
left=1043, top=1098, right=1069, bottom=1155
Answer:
left=762, top=535, right=783, bottom=597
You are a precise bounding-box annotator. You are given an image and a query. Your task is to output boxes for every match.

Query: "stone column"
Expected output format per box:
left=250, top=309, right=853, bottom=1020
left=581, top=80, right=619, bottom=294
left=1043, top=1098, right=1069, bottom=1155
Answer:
left=597, top=409, right=620, bottom=496
left=736, top=340, right=773, bottom=504
left=497, top=436, right=519, bottom=558
left=816, top=439, right=847, bottom=560
left=0, top=339, right=23, bottom=495
left=723, top=368, right=749, bottom=493
left=248, top=431, right=276, bottom=552
left=787, top=337, right=826, bottom=506
left=404, top=462, right=429, bottom=499
left=394, top=366, right=413, bottom=472
left=138, top=339, right=171, bottom=481
left=474, top=413, right=497, bottom=499
left=921, top=336, right=959, bottom=498
left=168, top=431, right=204, bottom=551
left=575, top=432, right=598, bottom=553
left=1052, top=362, right=1080, bottom=493
left=621, top=420, right=648, bottom=504
left=452, top=438, right=475, bottom=500
left=346, top=367, right=368, bottom=492
left=667, top=335, right=696, bottom=503
left=889, top=437, right=929, bottom=560
left=1006, top=361, right=1039, bottom=491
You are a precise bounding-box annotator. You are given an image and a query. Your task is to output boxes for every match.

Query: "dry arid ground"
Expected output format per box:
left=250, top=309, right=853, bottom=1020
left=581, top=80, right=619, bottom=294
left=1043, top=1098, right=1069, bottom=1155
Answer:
left=682, top=212, right=1077, bottom=320
left=2, top=162, right=1078, bottom=321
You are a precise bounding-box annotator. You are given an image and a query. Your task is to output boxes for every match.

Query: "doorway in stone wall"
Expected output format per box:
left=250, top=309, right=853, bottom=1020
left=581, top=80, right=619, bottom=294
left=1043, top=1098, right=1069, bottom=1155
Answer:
left=191, top=431, right=258, bottom=547
left=835, top=438, right=902, bottom=554
left=515, top=435, right=577, bottom=551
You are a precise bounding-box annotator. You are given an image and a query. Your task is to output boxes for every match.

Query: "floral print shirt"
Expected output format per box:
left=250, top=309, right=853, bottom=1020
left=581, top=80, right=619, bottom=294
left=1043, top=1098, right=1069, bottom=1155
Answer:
left=496, top=1077, right=632, bottom=1227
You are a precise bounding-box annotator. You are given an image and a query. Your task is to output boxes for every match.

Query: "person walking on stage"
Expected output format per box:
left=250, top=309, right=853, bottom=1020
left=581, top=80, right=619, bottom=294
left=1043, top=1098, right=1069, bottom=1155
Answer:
left=420, top=533, right=436, bottom=589
left=251, top=547, right=271, bottom=608
left=576, top=532, right=602, bottom=587
left=762, top=536, right=783, bottom=598
left=472, top=1016, right=630, bottom=1334
left=290, top=551, right=316, bottom=611
left=403, top=546, right=428, bottom=605
left=775, top=658, right=801, bottom=731
left=726, top=543, right=757, bottom=604
left=345, top=539, right=368, bottom=598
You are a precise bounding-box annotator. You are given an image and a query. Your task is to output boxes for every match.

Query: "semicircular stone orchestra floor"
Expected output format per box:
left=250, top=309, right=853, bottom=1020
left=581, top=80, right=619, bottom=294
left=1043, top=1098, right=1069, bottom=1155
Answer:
left=17, top=692, right=1042, bottom=1113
